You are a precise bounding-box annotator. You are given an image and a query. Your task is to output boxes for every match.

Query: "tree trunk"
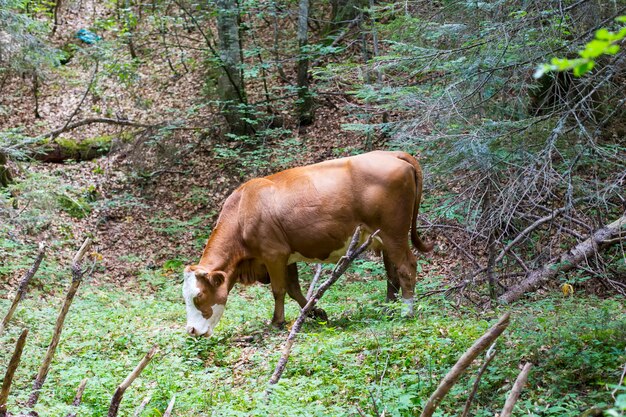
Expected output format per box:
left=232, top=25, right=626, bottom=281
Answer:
left=0, top=152, right=12, bottom=188
left=215, top=0, right=249, bottom=136
left=498, top=214, right=626, bottom=304
left=296, top=0, right=314, bottom=125
left=326, top=0, right=367, bottom=35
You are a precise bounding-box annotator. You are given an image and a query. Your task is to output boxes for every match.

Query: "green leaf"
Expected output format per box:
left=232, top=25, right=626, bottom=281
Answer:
left=573, top=60, right=594, bottom=77
left=595, top=28, right=611, bottom=40
left=606, top=44, right=620, bottom=55
left=580, top=39, right=609, bottom=59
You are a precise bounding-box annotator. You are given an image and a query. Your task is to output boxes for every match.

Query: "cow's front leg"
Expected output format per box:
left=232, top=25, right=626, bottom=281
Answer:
left=267, top=262, right=288, bottom=328
left=286, top=264, right=328, bottom=321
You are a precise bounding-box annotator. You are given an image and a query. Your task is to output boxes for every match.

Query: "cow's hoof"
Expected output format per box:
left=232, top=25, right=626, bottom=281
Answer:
left=308, top=307, right=328, bottom=322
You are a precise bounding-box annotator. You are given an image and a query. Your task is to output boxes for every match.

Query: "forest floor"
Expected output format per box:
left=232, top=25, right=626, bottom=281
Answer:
left=1, top=2, right=625, bottom=417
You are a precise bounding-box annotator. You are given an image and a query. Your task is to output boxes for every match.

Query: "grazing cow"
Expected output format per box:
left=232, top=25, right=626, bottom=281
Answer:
left=183, top=151, right=433, bottom=337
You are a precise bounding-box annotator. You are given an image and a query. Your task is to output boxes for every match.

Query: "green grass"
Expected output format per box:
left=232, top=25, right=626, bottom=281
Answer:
left=0, top=268, right=624, bottom=417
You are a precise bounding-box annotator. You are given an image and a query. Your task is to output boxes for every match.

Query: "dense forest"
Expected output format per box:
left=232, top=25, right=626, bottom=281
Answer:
left=1, top=0, right=625, bottom=416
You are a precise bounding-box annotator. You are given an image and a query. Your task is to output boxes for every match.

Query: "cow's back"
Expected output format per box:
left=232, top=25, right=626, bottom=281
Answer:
left=237, top=151, right=419, bottom=263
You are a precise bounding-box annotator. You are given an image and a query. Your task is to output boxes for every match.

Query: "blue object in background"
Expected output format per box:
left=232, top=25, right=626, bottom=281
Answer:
left=76, top=29, right=102, bottom=44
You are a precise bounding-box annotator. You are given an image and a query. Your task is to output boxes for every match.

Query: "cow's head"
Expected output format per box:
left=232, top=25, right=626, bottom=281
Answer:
left=182, top=265, right=228, bottom=337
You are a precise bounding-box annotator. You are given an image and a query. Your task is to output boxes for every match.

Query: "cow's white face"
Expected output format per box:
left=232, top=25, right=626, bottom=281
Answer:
left=182, top=266, right=227, bottom=337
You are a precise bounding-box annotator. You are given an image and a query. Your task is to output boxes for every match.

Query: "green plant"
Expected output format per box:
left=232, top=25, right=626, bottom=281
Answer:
left=536, top=16, right=626, bottom=77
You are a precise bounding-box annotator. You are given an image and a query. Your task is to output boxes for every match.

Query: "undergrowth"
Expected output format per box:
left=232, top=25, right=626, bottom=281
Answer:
left=0, top=260, right=623, bottom=417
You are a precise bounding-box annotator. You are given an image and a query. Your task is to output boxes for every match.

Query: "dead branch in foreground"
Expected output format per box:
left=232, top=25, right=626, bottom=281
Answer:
left=306, top=264, right=323, bottom=300
left=64, top=378, right=88, bottom=417
left=107, top=345, right=158, bottom=417
left=460, top=342, right=497, bottom=417
left=420, top=312, right=511, bottom=417
left=500, top=363, right=533, bottom=417
left=0, top=329, right=29, bottom=417
left=162, top=395, right=176, bottom=417
left=132, top=395, right=152, bottom=417
left=499, top=214, right=626, bottom=304
left=268, top=227, right=379, bottom=387
left=28, top=238, right=92, bottom=409
left=0, top=243, right=45, bottom=337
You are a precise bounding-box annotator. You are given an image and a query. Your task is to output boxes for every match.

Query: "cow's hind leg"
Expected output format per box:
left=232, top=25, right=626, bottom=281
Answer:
left=396, top=251, right=417, bottom=316
left=382, top=240, right=417, bottom=317
left=286, top=264, right=328, bottom=321
left=383, top=251, right=401, bottom=302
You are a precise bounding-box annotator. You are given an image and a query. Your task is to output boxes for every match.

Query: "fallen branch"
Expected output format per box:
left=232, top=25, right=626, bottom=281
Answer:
left=460, top=343, right=497, bottom=417
left=132, top=395, right=152, bottom=417
left=494, top=203, right=582, bottom=265
left=499, top=214, right=626, bottom=304
left=0, top=329, right=29, bottom=417
left=107, top=344, right=158, bottom=417
left=0, top=242, right=45, bottom=337
left=268, top=227, right=378, bottom=386
left=500, top=362, right=532, bottom=417
left=420, top=312, right=511, bottom=417
left=28, top=238, right=92, bottom=408
left=162, top=395, right=176, bottom=417
left=42, top=117, right=155, bottom=140
left=64, top=378, right=88, bottom=417
left=306, top=264, right=323, bottom=300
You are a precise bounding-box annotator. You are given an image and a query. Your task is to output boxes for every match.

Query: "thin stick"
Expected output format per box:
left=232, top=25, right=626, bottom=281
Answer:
left=0, top=242, right=45, bottom=337
left=0, top=329, right=29, bottom=417
left=420, top=312, right=511, bottom=417
left=64, top=378, right=88, bottom=417
left=500, top=363, right=532, bottom=417
left=460, top=343, right=497, bottom=417
left=28, top=238, right=92, bottom=408
left=107, top=344, right=158, bottom=417
left=132, top=395, right=152, bottom=417
left=162, top=395, right=176, bottom=417
left=268, top=227, right=378, bottom=386
left=306, top=264, right=323, bottom=300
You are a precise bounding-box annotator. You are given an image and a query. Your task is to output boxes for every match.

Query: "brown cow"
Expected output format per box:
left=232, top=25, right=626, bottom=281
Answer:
left=183, top=151, right=433, bottom=337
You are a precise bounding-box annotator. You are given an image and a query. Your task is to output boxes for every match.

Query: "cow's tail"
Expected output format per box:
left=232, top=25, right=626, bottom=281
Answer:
left=397, top=152, right=434, bottom=253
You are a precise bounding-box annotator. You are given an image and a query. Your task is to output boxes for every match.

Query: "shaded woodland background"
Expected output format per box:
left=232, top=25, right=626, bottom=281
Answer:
left=0, top=0, right=625, bottom=415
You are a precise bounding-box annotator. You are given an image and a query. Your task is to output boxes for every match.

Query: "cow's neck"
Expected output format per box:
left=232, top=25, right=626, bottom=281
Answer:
left=197, top=221, right=246, bottom=288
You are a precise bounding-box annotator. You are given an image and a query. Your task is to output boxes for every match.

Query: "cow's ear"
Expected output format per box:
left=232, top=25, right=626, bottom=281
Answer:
left=208, top=271, right=226, bottom=287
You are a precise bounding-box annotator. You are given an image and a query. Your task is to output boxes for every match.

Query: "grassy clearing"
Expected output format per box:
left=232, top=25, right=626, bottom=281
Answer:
left=0, top=265, right=624, bottom=417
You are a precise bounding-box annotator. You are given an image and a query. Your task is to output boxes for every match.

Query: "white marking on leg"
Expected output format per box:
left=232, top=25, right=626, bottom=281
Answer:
left=402, top=297, right=415, bottom=317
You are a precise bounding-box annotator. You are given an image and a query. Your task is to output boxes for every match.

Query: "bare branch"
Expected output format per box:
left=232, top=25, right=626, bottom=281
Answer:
left=500, top=363, right=533, bottom=417
left=0, top=329, right=29, bottom=417
left=64, top=378, right=88, bottom=417
left=268, top=227, right=378, bottom=386
left=28, top=238, right=92, bottom=408
left=0, top=242, right=45, bottom=337
left=420, top=312, right=511, bottom=417
left=108, top=344, right=159, bottom=417
left=162, top=395, right=176, bottom=417
left=461, top=343, right=497, bottom=417
left=132, top=395, right=152, bottom=417
left=306, top=264, right=323, bottom=300
left=499, top=214, right=626, bottom=304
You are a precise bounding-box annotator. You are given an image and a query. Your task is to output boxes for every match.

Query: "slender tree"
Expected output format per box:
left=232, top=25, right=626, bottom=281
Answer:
left=215, top=0, right=249, bottom=136
left=296, top=0, right=314, bottom=125
left=0, top=152, right=12, bottom=188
